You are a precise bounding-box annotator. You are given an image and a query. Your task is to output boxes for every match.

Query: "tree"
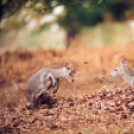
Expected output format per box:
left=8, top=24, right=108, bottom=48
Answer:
left=0, top=0, right=134, bottom=47
left=57, top=1, right=105, bottom=47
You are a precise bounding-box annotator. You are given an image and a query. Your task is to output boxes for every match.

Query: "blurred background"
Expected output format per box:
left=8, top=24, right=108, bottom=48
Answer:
left=0, top=0, right=134, bottom=49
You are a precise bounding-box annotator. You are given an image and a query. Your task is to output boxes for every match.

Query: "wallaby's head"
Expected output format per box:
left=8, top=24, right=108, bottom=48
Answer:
left=109, top=60, right=128, bottom=78
left=63, top=63, right=75, bottom=82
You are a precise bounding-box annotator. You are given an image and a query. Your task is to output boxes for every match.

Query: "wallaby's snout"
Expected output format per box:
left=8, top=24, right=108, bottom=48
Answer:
left=70, top=71, right=75, bottom=82
left=66, top=75, right=75, bottom=83
left=109, top=70, right=120, bottom=78
left=109, top=60, right=128, bottom=78
left=72, top=79, right=75, bottom=82
left=68, top=77, right=74, bottom=82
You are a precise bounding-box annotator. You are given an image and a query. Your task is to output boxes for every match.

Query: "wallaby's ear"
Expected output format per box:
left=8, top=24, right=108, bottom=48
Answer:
left=69, top=64, right=73, bottom=68
left=120, top=60, right=128, bottom=65
left=120, top=60, right=128, bottom=70
left=120, top=61, right=124, bottom=65
left=124, top=60, right=128, bottom=70
left=124, top=60, right=128, bottom=65
left=64, top=63, right=69, bottom=69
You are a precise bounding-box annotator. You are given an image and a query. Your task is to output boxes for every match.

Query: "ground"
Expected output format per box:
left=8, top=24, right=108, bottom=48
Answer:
left=1, top=43, right=134, bottom=134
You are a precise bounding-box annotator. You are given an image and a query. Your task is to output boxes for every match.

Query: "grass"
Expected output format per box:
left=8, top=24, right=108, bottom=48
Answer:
left=81, top=128, right=93, bottom=134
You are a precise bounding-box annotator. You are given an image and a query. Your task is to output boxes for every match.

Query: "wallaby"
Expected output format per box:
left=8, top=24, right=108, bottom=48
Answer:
left=109, top=60, right=134, bottom=87
left=26, top=63, right=75, bottom=109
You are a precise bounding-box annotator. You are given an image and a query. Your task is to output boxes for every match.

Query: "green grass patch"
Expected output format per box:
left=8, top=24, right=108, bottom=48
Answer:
left=111, top=127, right=132, bottom=130
left=84, top=109, right=89, bottom=114
left=81, top=128, right=93, bottom=134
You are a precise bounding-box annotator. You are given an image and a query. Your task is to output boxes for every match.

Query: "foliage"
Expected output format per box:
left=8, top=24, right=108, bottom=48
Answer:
left=0, top=0, right=134, bottom=46
left=1, top=0, right=134, bottom=21
left=57, top=2, right=104, bottom=32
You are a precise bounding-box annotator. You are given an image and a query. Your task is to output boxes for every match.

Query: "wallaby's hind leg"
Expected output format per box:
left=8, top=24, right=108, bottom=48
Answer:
left=31, top=102, right=38, bottom=110
left=31, top=96, right=39, bottom=110
left=47, top=73, right=56, bottom=87
left=41, top=72, right=56, bottom=87
left=53, top=79, right=59, bottom=94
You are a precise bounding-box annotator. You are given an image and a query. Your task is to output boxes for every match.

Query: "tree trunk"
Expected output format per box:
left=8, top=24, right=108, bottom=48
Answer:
left=66, top=29, right=79, bottom=48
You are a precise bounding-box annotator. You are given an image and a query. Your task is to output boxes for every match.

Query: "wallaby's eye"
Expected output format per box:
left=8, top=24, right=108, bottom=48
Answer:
left=115, top=69, right=118, bottom=71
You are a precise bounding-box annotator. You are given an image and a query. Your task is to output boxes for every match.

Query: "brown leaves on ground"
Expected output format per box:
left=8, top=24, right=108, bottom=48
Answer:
left=1, top=88, right=134, bottom=134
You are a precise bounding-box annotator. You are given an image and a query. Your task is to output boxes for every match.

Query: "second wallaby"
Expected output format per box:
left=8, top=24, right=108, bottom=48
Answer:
left=109, top=60, right=134, bottom=87
left=26, top=63, right=75, bottom=109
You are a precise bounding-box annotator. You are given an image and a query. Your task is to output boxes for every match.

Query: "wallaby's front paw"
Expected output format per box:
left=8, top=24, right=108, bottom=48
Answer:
left=72, top=79, right=74, bottom=82
left=32, top=102, right=38, bottom=110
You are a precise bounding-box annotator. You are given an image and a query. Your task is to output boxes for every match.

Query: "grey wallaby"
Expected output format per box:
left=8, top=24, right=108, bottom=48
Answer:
left=26, top=63, right=75, bottom=109
left=109, top=60, right=134, bottom=87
